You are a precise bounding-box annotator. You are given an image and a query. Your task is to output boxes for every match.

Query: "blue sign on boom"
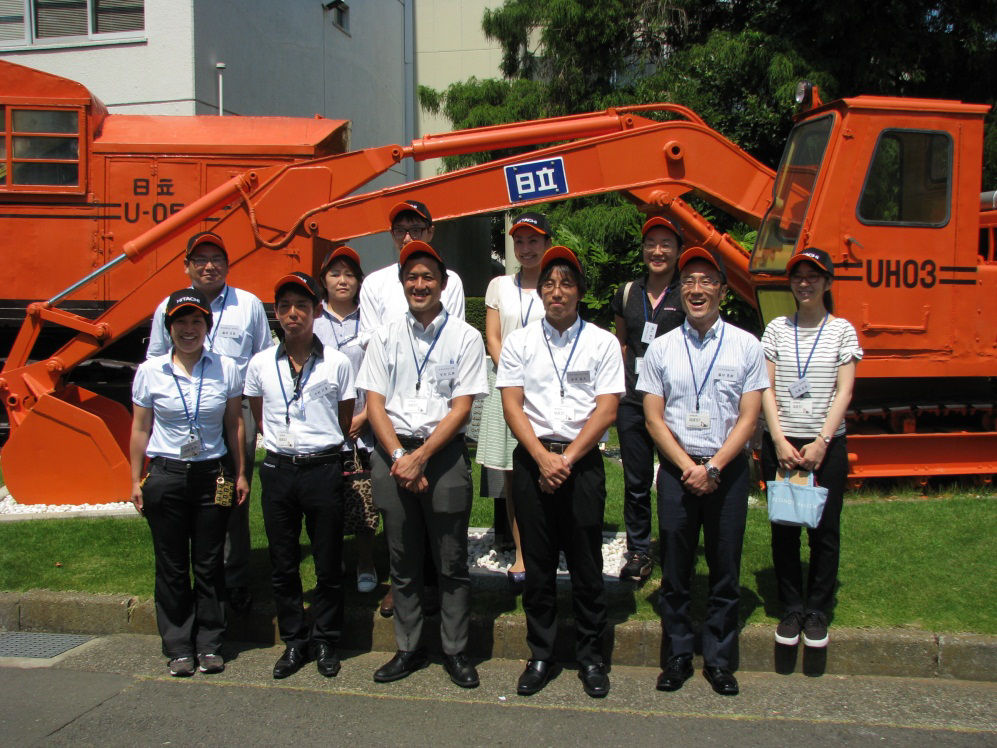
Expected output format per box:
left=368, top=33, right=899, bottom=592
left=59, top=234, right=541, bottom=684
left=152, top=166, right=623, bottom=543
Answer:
left=504, top=157, right=568, bottom=203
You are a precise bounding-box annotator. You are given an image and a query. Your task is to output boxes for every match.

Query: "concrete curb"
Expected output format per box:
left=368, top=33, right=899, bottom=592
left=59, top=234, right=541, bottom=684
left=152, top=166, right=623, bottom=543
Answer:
left=1, top=589, right=993, bottom=682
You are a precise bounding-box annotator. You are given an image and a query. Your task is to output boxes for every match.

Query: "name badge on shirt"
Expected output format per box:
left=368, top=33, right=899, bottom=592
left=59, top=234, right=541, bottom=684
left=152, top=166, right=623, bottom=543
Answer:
left=552, top=404, right=573, bottom=423
left=789, top=397, right=814, bottom=416
left=179, top=434, right=201, bottom=460
left=217, top=325, right=242, bottom=340
left=685, top=411, right=710, bottom=430
left=715, top=365, right=738, bottom=382
left=434, top=363, right=457, bottom=380
left=275, top=430, right=296, bottom=449
left=307, top=380, right=337, bottom=401
left=635, top=356, right=644, bottom=378
left=566, top=370, right=590, bottom=385
left=641, top=321, right=658, bottom=345
left=404, top=397, right=428, bottom=415
left=788, top=377, right=811, bottom=398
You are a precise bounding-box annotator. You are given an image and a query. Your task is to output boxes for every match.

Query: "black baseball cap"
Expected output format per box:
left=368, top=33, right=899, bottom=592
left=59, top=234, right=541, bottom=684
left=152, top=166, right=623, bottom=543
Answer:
left=509, top=211, right=552, bottom=237
left=274, top=271, right=322, bottom=304
left=786, top=247, right=834, bottom=278
left=165, top=288, right=212, bottom=330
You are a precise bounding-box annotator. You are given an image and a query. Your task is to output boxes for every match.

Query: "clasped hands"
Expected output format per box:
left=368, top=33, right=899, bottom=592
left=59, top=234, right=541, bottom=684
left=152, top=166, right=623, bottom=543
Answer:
left=391, top=451, right=429, bottom=493
left=774, top=436, right=827, bottom=473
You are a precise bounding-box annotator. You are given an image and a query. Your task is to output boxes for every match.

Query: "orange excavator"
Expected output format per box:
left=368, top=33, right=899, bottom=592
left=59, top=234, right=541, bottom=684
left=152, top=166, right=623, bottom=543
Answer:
left=1, top=63, right=994, bottom=504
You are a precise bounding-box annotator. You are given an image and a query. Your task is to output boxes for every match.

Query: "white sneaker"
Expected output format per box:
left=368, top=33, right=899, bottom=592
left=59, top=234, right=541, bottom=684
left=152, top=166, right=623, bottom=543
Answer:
left=357, top=568, right=378, bottom=593
left=198, top=652, right=225, bottom=673
left=169, top=656, right=195, bottom=677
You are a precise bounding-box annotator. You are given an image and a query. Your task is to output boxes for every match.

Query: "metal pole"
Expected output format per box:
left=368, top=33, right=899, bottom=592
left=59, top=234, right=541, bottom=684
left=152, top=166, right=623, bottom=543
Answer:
left=47, top=253, right=130, bottom=305
left=216, top=62, right=226, bottom=115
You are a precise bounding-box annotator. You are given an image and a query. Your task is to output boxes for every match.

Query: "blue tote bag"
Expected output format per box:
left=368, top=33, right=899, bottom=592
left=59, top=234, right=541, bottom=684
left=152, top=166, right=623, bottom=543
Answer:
left=766, top=470, right=828, bottom=528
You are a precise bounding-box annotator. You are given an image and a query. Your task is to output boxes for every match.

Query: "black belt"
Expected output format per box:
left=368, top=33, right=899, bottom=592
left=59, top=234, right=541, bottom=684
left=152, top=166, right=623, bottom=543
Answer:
left=265, top=446, right=342, bottom=467
left=396, top=434, right=465, bottom=450
left=150, top=456, right=222, bottom=474
left=539, top=439, right=571, bottom=454
left=690, top=455, right=712, bottom=465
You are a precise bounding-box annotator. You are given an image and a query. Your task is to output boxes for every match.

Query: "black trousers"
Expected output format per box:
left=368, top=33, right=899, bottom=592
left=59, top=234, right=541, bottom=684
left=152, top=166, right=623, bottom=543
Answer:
left=761, top=432, right=847, bottom=616
left=142, top=458, right=230, bottom=659
left=513, top=444, right=607, bottom=667
left=657, top=452, right=749, bottom=670
left=259, top=455, right=344, bottom=650
left=617, top=399, right=655, bottom=556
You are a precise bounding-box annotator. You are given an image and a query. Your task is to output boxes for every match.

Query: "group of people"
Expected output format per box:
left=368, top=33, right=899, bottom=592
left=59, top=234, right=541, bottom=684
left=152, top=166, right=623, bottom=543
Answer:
left=130, top=200, right=861, bottom=698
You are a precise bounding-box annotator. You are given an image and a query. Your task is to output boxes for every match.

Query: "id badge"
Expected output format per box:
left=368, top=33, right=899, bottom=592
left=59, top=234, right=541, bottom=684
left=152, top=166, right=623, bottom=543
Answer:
left=434, top=363, right=457, bottom=380
left=217, top=325, right=241, bottom=340
left=789, top=397, right=814, bottom=416
left=716, top=365, right=738, bottom=382
left=275, top=430, right=296, bottom=449
left=403, top=397, right=428, bottom=415
left=634, top=356, right=644, bottom=378
left=552, top=404, right=573, bottom=423
left=566, top=370, right=590, bottom=385
left=685, top=411, right=710, bottom=430
left=641, top=321, right=658, bottom=345
left=307, top=380, right=337, bottom=401
left=788, top=377, right=811, bottom=398
left=179, top=432, right=200, bottom=460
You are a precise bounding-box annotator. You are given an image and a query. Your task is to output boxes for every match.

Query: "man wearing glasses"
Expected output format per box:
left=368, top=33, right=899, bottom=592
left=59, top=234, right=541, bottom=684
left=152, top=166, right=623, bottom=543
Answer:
left=358, top=200, right=465, bottom=347
left=148, top=232, right=274, bottom=615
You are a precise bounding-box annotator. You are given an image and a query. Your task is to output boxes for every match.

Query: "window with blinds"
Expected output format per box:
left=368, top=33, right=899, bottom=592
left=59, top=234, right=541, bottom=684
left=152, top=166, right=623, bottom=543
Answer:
left=0, top=106, right=85, bottom=192
left=0, top=0, right=142, bottom=45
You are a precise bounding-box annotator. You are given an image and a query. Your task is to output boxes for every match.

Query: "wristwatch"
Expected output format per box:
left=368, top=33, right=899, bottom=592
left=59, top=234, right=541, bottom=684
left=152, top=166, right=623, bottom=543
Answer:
left=820, top=434, right=832, bottom=445
left=705, top=462, right=721, bottom=481
left=391, top=447, right=407, bottom=463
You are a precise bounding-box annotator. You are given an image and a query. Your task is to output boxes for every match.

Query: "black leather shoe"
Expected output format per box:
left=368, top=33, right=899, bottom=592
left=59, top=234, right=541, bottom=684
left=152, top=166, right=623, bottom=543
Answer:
left=578, top=663, right=610, bottom=698
left=373, top=650, right=429, bottom=683
left=272, top=645, right=308, bottom=679
left=703, top=665, right=739, bottom=696
left=656, top=654, right=694, bottom=692
left=443, top=653, right=480, bottom=688
left=314, top=642, right=341, bottom=678
left=517, top=659, right=558, bottom=696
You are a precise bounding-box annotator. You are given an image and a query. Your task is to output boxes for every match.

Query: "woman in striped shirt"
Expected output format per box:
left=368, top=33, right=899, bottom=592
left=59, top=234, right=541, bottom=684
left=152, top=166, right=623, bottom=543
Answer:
left=760, top=248, right=862, bottom=650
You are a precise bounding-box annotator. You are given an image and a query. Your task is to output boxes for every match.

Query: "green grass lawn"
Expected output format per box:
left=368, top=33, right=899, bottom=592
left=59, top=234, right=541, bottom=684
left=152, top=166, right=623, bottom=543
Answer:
left=1, top=450, right=994, bottom=634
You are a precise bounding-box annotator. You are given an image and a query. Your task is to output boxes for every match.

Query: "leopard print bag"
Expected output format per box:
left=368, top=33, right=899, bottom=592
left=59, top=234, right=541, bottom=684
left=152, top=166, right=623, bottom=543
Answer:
left=342, top=448, right=379, bottom=534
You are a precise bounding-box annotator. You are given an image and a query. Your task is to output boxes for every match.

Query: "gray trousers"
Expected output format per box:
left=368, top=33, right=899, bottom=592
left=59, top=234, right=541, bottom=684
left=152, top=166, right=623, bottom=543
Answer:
left=223, top=399, right=256, bottom=588
left=371, top=438, right=472, bottom=655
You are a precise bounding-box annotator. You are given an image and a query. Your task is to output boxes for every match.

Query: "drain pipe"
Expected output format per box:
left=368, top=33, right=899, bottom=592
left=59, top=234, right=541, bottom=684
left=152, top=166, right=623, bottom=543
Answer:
left=216, top=62, right=226, bottom=115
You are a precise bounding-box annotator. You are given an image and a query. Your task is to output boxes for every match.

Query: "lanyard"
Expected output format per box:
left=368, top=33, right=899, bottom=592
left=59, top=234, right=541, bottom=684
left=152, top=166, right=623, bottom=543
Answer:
left=407, top=311, right=449, bottom=392
left=204, top=286, right=229, bottom=352
left=682, top=321, right=725, bottom=412
left=516, top=272, right=535, bottom=328
left=171, top=356, right=206, bottom=433
left=275, top=348, right=316, bottom=425
left=642, top=282, right=668, bottom=323
left=794, top=312, right=829, bottom=379
left=542, top=319, right=584, bottom=399
left=331, top=310, right=359, bottom=349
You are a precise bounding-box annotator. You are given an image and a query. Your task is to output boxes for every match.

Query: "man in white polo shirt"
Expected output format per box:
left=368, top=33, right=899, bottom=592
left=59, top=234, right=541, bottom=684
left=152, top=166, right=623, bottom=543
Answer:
left=148, top=231, right=273, bottom=614
left=637, top=246, right=768, bottom=697
left=357, top=240, right=488, bottom=689
left=244, top=272, right=355, bottom=681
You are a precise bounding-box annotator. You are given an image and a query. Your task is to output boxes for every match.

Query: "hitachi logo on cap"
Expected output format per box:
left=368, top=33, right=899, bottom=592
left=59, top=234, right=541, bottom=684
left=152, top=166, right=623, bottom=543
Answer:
left=801, top=251, right=821, bottom=261
left=173, top=293, right=201, bottom=305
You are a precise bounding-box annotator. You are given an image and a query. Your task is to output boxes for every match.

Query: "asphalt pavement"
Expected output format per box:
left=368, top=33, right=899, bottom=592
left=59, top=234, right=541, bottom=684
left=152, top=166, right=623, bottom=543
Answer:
left=1, top=633, right=994, bottom=746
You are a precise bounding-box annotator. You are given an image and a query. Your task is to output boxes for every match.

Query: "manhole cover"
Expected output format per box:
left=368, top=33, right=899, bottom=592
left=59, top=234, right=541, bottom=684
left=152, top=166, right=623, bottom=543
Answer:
left=0, top=632, right=92, bottom=658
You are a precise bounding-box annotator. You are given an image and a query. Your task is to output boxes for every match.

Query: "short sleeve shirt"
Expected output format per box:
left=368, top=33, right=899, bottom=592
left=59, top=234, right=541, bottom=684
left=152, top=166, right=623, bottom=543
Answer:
left=761, top=315, right=863, bottom=439
left=357, top=263, right=466, bottom=347
left=314, top=306, right=370, bottom=450
left=484, top=273, right=544, bottom=341
left=610, top=276, right=684, bottom=403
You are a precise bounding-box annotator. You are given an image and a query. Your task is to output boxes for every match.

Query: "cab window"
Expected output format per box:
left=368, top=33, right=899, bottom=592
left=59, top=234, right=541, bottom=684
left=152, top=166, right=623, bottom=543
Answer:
left=858, top=130, right=951, bottom=226
left=0, top=106, right=83, bottom=191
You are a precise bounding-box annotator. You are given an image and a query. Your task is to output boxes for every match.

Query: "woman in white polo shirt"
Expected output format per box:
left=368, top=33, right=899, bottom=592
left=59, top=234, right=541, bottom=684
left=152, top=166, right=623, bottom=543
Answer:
left=130, top=288, right=248, bottom=678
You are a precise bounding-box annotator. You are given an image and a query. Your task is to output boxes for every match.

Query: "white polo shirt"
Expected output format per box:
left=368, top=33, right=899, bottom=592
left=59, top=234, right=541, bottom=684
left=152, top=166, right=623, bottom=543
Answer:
left=132, top=350, right=243, bottom=460
left=244, top=337, right=356, bottom=455
left=356, top=308, right=488, bottom=438
left=637, top=317, right=768, bottom=457
left=357, top=263, right=465, bottom=346
left=148, top=284, right=274, bottom=378
left=496, top=316, right=624, bottom=442
left=484, top=273, right=544, bottom=340
left=314, top=306, right=370, bottom=450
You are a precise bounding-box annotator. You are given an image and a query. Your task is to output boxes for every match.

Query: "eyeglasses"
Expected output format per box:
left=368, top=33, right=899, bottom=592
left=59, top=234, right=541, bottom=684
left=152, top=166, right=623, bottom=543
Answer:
left=790, top=273, right=824, bottom=285
left=642, top=241, right=676, bottom=250
left=391, top=225, right=428, bottom=240
left=680, top=276, right=722, bottom=289
left=188, top=255, right=227, bottom=268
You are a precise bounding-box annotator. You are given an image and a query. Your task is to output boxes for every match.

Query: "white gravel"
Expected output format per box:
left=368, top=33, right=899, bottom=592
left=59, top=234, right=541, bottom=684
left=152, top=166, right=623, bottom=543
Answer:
left=0, top=487, right=134, bottom=517
left=469, top=527, right=629, bottom=578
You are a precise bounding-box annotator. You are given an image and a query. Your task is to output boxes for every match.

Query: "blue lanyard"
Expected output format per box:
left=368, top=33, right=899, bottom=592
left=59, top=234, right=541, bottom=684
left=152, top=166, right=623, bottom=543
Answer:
left=331, top=310, right=359, bottom=349
left=794, top=312, right=828, bottom=379
left=204, top=286, right=229, bottom=352
left=407, top=311, right=449, bottom=392
left=171, top=356, right=206, bottom=433
left=542, top=318, right=584, bottom=399
left=516, top=272, right=535, bottom=328
left=641, top=283, right=668, bottom=324
left=275, top=348, right=316, bottom=425
left=682, top=321, right=725, bottom=412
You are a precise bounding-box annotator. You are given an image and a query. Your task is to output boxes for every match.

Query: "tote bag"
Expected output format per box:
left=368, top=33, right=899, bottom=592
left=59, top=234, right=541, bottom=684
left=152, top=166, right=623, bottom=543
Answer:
left=767, top=469, right=828, bottom=528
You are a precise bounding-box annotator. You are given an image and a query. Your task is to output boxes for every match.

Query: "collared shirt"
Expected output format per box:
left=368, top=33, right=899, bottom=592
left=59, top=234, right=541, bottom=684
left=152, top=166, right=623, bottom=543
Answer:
left=356, top=308, right=488, bottom=438
left=314, top=305, right=370, bottom=450
left=244, top=335, right=356, bottom=454
left=148, top=284, right=274, bottom=378
left=357, top=263, right=465, bottom=347
left=496, top=315, right=625, bottom=442
left=610, top=275, right=684, bottom=403
left=637, top=317, right=768, bottom=456
left=132, top=350, right=243, bottom=460
left=484, top=273, right=544, bottom=340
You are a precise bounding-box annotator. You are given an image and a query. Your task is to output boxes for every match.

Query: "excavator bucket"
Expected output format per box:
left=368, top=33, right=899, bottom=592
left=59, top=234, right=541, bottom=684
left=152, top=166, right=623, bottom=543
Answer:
left=1, top=385, right=132, bottom=505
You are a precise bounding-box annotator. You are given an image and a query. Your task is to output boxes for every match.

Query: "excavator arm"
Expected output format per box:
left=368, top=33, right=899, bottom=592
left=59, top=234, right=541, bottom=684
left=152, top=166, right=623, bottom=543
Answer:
left=0, top=103, right=776, bottom=503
